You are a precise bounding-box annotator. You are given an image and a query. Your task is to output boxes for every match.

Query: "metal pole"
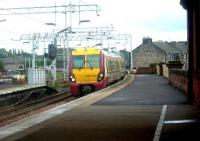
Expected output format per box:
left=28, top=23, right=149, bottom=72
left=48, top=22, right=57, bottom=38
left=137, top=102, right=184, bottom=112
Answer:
left=32, top=40, right=35, bottom=69
left=65, top=6, right=67, bottom=28
left=79, top=1, right=80, bottom=25
left=54, top=2, right=57, bottom=26
left=43, top=41, right=46, bottom=70
left=52, top=58, right=56, bottom=83
left=63, top=5, right=67, bottom=81
left=43, top=40, right=46, bottom=85
left=130, top=34, right=133, bottom=71
left=29, top=58, right=30, bottom=68
left=53, top=37, right=57, bottom=84
left=66, top=34, right=69, bottom=80
left=70, top=2, right=72, bottom=28
left=24, top=58, right=26, bottom=70
left=63, top=39, right=66, bottom=80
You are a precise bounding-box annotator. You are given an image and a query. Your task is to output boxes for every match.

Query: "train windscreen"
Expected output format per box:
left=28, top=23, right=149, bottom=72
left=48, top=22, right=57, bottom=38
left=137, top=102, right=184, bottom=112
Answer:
left=72, top=55, right=85, bottom=69
left=87, top=55, right=100, bottom=68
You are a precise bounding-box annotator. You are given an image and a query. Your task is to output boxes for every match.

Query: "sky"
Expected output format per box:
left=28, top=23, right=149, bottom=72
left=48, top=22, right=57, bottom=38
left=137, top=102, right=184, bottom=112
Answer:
left=0, top=0, right=187, bottom=53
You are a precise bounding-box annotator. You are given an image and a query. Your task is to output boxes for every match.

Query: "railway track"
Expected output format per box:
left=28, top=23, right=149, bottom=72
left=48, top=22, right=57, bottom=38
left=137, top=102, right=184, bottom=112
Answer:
left=0, top=77, right=124, bottom=127
left=0, top=90, right=74, bottom=127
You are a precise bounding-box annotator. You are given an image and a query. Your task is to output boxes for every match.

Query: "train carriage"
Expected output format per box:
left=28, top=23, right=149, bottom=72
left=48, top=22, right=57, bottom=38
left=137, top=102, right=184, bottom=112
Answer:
left=68, top=47, right=126, bottom=95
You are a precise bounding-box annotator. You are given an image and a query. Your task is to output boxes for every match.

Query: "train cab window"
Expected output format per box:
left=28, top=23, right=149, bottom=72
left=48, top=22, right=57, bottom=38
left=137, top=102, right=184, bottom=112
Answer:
left=87, top=55, right=100, bottom=68
left=72, top=55, right=85, bottom=69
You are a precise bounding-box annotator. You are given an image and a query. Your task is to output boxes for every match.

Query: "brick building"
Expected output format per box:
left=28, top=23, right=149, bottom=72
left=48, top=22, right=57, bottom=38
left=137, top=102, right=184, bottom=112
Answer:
left=132, top=37, right=188, bottom=69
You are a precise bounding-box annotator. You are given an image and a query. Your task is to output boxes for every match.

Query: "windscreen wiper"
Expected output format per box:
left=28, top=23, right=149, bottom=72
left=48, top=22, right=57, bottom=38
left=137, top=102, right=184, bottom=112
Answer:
left=78, top=61, right=84, bottom=70
left=87, top=61, right=93, bottom=70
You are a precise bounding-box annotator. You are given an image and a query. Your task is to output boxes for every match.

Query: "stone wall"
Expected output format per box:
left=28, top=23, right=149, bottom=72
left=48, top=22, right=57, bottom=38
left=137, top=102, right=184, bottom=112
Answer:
left=133, top=45, right=165, bottom=67
left=156, top=65, right=160, bottom=75
left=162, top=64, right=169, bottom=78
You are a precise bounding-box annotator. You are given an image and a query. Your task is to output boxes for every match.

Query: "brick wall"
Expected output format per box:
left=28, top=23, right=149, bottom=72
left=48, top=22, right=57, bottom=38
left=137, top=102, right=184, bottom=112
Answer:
left=134, top=67, right=156, bottom=74
left=169, top=69, right=188, bottom=94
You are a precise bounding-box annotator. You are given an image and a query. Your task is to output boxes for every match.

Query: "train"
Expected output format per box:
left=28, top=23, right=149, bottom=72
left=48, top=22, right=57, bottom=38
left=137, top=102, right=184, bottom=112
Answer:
left=68, top=47, right=126, bottom=95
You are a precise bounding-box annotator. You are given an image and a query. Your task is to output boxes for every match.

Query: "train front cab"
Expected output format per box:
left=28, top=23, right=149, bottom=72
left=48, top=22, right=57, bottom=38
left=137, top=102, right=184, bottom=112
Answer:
left=68, top=48, right=107, bottom=95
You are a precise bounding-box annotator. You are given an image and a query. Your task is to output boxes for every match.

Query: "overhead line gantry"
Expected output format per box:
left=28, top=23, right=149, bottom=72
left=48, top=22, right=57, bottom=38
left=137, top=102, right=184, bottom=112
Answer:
left=0, top=4, right=101, bottom=15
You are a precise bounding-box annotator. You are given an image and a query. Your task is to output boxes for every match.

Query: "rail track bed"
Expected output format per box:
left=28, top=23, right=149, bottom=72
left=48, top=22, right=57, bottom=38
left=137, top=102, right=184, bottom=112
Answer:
left=0, top=89, right=77, bottom=127
left=0, top=77, right=124, bottom=128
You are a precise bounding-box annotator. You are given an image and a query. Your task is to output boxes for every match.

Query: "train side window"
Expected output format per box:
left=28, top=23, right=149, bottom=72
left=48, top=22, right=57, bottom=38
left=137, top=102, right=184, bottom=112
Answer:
left=108, top=59, right=111, bottom=73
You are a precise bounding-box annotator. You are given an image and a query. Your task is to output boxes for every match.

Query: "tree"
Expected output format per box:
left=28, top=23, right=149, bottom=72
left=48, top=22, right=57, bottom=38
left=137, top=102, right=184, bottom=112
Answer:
left=0, top=48, right=7, bottom=58
left=18, top=49, right=21, bottom=54
left=8, top=49, right=12, bottom=55
left=0, top=60, right=4, bottom=71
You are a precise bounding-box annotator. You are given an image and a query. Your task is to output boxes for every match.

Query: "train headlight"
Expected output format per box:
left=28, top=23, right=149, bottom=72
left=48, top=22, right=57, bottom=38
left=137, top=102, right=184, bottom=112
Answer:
left=97, top=72, right=104, bottom=82
left=72, top=78, right=75, bottom=82
left=69, top=74, right=76, bottom=83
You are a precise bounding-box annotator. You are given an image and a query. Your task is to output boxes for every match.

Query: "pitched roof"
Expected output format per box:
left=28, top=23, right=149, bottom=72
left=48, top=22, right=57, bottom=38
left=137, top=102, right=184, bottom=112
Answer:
left=153, top=42, right=180, bottom=53
left=169, top=41, right=188, bottom=53
left=133, top=37, right=187, bottom=54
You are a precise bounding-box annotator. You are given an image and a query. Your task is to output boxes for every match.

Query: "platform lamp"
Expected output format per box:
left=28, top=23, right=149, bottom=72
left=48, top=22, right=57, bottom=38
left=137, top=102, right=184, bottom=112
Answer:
left=79, top=20, right=90, bottom=25
left=45, top=22, right=56, bottom=26
left=0, top=19, right=6, bottom=22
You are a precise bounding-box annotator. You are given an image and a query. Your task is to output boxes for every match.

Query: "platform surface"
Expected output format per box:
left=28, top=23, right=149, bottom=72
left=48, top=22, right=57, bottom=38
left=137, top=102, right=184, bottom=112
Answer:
left=0, top=84, right=45, bottom=96
left=1, top=74, right=200, bottom=141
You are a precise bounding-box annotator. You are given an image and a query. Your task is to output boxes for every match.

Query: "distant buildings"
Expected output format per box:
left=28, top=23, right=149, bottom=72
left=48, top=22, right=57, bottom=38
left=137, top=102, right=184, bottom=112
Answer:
left=1, top=57, right=25, bottom=71
left=132, top=37, right=188, bottom=70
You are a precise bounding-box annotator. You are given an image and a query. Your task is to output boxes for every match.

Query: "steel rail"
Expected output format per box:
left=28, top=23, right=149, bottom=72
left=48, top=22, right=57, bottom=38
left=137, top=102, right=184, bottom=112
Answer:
left=0, top=90, right=72, bottom=125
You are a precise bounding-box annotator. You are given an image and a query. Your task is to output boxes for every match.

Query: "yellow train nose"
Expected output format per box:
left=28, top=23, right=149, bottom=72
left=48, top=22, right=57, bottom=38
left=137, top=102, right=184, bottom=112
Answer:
left=73, top=68, right=100, bottom=83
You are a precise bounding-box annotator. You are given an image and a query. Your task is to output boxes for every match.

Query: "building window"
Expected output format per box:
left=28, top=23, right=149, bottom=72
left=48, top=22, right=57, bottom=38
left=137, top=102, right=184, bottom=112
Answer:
left=184, top=53, right=187, bottom=61
left=172, top=53, right=180, bottom=61
left=168, top=53, right=171, bottom=60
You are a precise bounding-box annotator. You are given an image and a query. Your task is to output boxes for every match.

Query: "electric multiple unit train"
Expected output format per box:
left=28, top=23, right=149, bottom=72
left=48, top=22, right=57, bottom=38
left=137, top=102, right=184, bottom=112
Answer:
left=68, top=47, right=126, bottom=95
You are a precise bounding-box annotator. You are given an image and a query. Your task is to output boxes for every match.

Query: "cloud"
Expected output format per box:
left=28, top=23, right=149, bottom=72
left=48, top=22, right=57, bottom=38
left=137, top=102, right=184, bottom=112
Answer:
left=0, top=0, right=187, bottom=52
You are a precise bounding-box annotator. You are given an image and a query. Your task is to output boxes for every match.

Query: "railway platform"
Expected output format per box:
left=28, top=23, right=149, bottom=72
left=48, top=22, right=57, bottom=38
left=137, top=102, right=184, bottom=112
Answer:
left=1, top=74, right=200, bottom=141
left=0, top=84, right=46, bottom=96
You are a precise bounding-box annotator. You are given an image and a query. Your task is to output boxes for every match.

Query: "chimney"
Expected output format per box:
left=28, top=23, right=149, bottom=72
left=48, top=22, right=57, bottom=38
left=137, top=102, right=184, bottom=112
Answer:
left=143, top=37, right=152, bottom=46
